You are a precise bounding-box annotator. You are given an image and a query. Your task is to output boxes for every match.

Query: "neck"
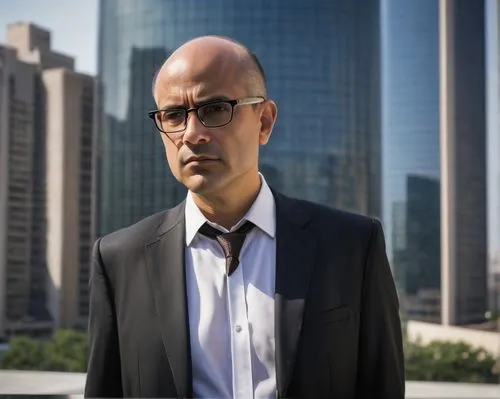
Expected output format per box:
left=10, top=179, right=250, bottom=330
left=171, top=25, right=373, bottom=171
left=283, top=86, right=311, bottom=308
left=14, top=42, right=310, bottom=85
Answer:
left=192, top=170, right=261, bottom=229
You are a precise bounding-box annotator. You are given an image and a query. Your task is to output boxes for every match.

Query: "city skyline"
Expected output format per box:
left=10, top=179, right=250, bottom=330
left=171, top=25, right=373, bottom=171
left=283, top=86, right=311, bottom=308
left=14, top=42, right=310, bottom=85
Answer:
left=0, top=3, right=499, bottom=392
left=0, top=0, right=499, bottom=254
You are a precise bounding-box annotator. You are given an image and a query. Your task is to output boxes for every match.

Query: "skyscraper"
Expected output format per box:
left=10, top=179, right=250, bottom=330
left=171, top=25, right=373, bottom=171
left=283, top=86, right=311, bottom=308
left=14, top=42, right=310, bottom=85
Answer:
left=382, top=0, right=441, bottom=323
left=0, top=41, right=41, bottom=337
left=0, top=23, right=96, bottom=338
left=97, top=0, right=382, bottom=236
left=440, top=0, right=487, bottom=326
left=382, top=0, right=488, bottom=325
left=42, top=67, right=95, bottom=330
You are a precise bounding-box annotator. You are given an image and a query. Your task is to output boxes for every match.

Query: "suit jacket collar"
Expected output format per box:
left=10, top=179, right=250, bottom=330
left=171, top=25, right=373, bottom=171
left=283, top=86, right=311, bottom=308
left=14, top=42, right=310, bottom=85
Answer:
left=157, top=200, right=185, bottom=236
left=146, top=190, right=317, bottom=398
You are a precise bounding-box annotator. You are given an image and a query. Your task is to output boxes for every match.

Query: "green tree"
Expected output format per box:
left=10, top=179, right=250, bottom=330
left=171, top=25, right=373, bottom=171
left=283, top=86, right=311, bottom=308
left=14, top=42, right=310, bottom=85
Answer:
left=0, top=336, right=46, bottom=370
left=44, top=330, right=88, bottom=372
left=0, top=330, right=88, bottom=372
left=405, top=338, right=499, bottom=383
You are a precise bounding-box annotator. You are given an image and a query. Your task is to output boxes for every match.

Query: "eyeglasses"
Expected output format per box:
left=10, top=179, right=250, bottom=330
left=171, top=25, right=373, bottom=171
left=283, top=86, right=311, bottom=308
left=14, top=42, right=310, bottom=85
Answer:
left=148, top=96, right=266, bottom=136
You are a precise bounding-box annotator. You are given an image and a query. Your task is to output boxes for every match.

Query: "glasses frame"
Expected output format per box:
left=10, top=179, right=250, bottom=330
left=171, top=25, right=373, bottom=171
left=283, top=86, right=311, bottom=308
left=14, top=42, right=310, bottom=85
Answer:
left=148, top=96, right=266, bottom=134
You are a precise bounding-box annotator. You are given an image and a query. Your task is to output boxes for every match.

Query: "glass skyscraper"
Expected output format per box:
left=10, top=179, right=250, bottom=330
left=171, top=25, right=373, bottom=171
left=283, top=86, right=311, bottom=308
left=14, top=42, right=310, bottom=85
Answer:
left=97, top=0, right=381, bottom=236
left=382, top=0, right=441, bottom=322
left=382, top=0, right=488, bottom=325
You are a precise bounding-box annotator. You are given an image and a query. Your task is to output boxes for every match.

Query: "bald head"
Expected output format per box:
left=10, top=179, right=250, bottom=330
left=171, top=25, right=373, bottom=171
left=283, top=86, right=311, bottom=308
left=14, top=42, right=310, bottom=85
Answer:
left=152, top=36, right=267, bottom=101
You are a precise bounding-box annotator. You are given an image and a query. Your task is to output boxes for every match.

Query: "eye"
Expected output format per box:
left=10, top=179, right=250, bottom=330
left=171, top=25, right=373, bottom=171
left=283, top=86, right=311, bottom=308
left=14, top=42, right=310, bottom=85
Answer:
left=159, top=110, right=185, bottom=123
left=202, top=103, right=230, bottom=114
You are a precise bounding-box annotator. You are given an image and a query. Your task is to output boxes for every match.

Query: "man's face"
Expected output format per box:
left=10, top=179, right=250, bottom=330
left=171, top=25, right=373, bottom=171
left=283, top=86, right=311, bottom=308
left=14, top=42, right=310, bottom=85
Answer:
left=154, top=52, right=273, bottom=197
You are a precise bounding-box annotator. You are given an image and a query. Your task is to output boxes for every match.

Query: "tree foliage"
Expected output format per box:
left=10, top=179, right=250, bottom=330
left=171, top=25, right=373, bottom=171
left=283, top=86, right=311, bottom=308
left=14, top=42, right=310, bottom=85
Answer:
left=0, top=329, right=88, bottom=372
left=1, top=329, right=498, bottom=384
left=404, top=337, right=499, bottom=383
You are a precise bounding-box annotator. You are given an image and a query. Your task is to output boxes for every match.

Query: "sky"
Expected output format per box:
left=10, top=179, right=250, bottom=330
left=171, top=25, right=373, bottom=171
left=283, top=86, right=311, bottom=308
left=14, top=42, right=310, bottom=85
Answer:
left=0, top=0, right=499, bottom=254
left=486, top=0, right=500, bottom=256
left=0, top=0, right=98, bottom=75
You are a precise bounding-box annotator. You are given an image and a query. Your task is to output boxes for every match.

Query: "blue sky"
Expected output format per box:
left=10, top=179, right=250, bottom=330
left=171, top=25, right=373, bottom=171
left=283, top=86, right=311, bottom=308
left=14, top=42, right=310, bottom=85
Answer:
left=1, top=0, right=499, bottom=254
left=0, top=0, right=98, bottom=74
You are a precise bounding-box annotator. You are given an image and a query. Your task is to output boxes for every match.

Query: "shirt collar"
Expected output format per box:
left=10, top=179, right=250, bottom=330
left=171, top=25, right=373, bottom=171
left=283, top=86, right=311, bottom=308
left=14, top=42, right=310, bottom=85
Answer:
left=185, top=173, right=276, bottom=246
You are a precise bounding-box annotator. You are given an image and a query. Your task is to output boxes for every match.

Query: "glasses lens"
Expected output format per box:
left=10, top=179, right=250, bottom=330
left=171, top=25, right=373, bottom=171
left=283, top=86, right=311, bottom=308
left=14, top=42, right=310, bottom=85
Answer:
left=156, top=109, right=186, bottom=132
left=198, top=102, right=232, bottom=127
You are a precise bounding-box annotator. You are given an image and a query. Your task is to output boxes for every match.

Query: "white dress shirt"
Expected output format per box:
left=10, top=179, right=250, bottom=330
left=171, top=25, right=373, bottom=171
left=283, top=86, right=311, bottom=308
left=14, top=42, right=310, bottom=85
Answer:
left=185, top=175, right=277, bottom=399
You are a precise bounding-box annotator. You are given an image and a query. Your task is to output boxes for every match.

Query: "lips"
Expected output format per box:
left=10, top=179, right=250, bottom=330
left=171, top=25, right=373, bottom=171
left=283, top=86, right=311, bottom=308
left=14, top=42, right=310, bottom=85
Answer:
left=184, top=156, right=219, bottom=164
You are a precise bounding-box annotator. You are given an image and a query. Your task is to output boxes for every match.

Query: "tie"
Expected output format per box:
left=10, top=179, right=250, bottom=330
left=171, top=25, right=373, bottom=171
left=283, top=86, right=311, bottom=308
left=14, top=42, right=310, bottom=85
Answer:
left=198, top=221, right=255, bottom=276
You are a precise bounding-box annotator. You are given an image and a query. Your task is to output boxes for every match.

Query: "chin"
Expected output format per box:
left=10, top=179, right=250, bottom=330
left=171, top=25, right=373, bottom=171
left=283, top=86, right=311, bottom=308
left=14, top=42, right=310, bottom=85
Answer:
left=182, top=173, right=222, bottom=195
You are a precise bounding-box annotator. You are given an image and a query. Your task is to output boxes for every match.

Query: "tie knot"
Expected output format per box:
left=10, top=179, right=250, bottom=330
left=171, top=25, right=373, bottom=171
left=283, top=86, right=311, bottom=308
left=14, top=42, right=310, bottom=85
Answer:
left=198, top=220, right=254, bottom=239
left=198, top=221, right=255, bottom=276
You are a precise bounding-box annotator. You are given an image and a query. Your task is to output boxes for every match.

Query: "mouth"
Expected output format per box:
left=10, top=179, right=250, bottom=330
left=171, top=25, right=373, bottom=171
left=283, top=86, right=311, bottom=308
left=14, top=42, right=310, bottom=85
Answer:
left=184, top=156, right=219, bottom=165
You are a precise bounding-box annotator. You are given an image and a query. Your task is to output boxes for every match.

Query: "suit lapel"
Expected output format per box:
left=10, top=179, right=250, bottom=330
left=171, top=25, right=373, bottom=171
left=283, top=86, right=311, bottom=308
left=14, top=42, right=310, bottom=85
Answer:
left=145, top=202, right=192, bottom=398
left=143, top=192, right=317, bottom=397
left=273, top=192, right=317, bottom=397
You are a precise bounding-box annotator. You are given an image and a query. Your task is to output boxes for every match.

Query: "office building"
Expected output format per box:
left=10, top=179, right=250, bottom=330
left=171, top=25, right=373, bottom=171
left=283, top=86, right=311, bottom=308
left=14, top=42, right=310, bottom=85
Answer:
left=42, top=67, right=95, bottom=330
left=382, top=0, right=487, bottom=325
left=439, top=0, right=487, bottom=326
left=382, top=0, right=441, bottom=323
left=97, top=0, right=382, bottom=236
left=0, top=22, right=95, bottom=338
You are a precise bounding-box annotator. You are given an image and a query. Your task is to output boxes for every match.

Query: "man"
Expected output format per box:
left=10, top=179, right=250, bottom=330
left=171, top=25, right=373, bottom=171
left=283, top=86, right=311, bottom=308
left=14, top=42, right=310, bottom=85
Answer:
left=85, top=36, right=404, bottom=398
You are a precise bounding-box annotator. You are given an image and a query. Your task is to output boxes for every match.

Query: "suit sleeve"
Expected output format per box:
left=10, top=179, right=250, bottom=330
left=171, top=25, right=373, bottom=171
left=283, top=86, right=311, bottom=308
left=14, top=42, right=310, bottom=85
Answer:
left=355, top=219, right=405, bottom=399
left=84, top=238, right=123, bottom=398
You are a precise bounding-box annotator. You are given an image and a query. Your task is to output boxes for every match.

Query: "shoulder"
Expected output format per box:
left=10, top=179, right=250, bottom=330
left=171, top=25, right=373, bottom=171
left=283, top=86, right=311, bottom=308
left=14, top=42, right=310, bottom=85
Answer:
left=273, top=192, right=387, bottom=267
left=96, top=201, right=185, bottom=259
left=273, top=190, right=382, bottom=241
left=98, top=210, right=165, bottom=250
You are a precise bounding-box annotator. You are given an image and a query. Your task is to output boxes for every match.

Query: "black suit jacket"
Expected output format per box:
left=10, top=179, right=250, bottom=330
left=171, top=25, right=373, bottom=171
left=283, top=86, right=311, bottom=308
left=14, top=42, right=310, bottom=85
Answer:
left=85, top=191, right=405, bottom=398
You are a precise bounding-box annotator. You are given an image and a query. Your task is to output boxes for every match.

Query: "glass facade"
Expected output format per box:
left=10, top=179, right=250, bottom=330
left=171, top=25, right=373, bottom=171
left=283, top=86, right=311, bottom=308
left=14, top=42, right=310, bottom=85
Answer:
left=98, top=0, right=381, bottom=236
left=444, top=0, right=487, bottom=325
left=381, top=0, right=441, bottom=322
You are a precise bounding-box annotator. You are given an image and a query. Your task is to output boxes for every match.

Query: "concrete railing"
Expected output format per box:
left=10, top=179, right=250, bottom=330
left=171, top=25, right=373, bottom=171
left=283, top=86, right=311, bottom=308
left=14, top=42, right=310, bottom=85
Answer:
left=0, top=370, right=499, bottom=398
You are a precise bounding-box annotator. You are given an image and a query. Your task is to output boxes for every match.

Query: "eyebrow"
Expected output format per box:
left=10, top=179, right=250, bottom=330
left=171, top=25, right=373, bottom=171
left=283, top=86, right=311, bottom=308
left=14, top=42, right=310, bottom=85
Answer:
left=158, top=95, right=232, bottom=111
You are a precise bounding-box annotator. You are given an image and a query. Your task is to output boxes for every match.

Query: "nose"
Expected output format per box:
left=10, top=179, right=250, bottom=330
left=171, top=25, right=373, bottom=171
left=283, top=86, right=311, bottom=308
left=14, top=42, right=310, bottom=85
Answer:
left=182, top=111, right=211, bottom=145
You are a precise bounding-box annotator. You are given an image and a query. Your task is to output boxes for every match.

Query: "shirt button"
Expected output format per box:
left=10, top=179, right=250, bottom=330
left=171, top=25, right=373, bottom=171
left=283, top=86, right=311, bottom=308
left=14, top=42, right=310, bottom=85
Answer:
left=235, top=324, right=242, bottom=333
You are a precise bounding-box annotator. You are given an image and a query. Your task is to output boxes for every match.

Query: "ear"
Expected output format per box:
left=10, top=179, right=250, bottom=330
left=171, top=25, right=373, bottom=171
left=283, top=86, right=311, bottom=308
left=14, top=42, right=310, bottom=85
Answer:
left=259, top=100, right=278, bottom=145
